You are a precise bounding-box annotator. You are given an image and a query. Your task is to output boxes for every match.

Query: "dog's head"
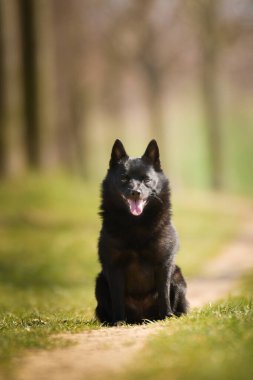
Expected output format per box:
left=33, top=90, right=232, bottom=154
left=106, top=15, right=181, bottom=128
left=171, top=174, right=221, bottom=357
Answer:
left=102, top=139, right=170, bottom=217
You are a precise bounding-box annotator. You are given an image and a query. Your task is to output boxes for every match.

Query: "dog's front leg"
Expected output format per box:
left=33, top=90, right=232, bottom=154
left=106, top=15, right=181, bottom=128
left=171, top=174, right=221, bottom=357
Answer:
left=156, top=263, right=173, bottom=319
left=106, top=265, right=125, bottom=324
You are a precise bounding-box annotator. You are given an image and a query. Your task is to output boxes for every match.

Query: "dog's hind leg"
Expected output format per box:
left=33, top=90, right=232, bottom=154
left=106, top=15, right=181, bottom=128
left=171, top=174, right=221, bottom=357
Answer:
left=170, top=265, right=189, bottom=316
left=95, top=271, right=113, bottom=324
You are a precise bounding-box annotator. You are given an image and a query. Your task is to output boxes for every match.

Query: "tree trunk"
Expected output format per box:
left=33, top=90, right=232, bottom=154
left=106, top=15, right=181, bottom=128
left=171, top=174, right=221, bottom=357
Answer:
left=33, top=0, right=57, bottom=169
left=0, top=0, right=25, bottom=177
left=19, top=0, right=57, bottom=170
left=19, top=0, right=39, bottom=168
left=200, top=0, right=223, bottom=189
left=52, top=0, right=89, bottom=177
left=202, top=51, right=223, bottom=190
left=0, top=1, right=6, bottom=175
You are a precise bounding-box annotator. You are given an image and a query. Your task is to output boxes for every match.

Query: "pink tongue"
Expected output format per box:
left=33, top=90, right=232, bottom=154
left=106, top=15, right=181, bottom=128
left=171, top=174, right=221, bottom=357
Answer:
left=128, top=199, right=145, bottom=216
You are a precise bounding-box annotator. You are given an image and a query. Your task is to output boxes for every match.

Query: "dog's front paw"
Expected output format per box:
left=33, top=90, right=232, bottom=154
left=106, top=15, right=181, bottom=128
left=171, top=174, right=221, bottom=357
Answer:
left=158, top=304, right=173, bottom=320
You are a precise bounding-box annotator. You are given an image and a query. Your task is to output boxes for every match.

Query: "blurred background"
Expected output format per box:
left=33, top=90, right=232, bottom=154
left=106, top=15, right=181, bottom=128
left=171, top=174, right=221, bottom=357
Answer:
left=0, top=0, right=253, bottom=192
left=1, top=1, right=253, bottom=367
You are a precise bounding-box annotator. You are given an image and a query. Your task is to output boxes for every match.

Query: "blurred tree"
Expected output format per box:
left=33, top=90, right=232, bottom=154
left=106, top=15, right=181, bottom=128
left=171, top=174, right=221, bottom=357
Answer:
left=19, top=0, right=39, bottom=168
left=32, top=0, right=57, bottom=170
left=132, top=0, right=184, bottom=152
left=101, top=0, right=183, bottom=157
left=200, top=0, right=223, bottom=190
left=52, top=0, right=90, bottom=177
left=133, top=0, right=166, bottom=140
left=187, top=0, right=253, bottom=189
left=0, top=0, right=252, bottom=189
left=0, top=1, right=5, bottom=176
left=19, top=0, right=57, bottom=170
left=0, top=0, right=25, bottom=177
left=187, top=0, right=223, bottom=189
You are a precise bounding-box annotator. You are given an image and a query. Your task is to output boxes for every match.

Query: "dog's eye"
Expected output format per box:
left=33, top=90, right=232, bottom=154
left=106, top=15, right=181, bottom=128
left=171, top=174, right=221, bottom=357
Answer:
left=143, top=176, right=151, bottom=184
left=121, top=175, right=130, bottom=183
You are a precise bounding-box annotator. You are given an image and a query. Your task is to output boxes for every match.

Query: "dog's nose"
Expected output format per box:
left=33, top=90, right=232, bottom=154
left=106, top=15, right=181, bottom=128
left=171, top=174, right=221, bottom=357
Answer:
left=131, top=189, right=141, bottom=199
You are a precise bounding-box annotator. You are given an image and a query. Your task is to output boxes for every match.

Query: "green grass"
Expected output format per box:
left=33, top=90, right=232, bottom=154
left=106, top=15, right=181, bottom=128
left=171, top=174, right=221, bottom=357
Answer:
left=0, top=176, right=100, bottom=369
left=119, top=267, right=253, bottom=380
left=122, top=296, right=253, bottom=380
left=173, top=191, right=248, bottom=276
left=0, top=175, right=249, bottom=369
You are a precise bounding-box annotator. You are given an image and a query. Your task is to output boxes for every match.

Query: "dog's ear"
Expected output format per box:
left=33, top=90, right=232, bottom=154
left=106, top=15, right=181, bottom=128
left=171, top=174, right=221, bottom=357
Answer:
left=142, top=140, right=161, bottom=170
left=110, top=139, right=128, bottom=168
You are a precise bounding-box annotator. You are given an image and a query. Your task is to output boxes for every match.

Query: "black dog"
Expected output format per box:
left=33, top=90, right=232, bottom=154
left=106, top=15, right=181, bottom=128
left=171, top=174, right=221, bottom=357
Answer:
left=95, top=139, right=188, bottom=325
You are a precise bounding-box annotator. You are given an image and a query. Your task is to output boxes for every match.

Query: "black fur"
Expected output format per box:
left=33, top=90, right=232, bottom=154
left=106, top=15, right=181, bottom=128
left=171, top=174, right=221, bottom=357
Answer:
left=95, top=139, right=188, bottom=325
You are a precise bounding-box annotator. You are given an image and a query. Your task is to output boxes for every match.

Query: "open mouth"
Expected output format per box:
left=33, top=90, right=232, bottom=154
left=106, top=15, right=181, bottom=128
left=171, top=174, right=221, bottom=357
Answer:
left=126, top=198, right=147, bottom=216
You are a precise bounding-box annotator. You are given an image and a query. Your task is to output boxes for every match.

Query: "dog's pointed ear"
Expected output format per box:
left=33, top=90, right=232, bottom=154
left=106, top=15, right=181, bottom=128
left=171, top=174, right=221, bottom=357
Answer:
left=110, top=139, right=128, bottom=168
left=142, top=140, right=161, bottom=170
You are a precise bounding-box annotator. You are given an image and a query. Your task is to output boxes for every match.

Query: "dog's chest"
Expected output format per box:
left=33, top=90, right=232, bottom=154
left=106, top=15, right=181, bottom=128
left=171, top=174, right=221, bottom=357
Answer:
left=124, top=254, right=155, bottom=294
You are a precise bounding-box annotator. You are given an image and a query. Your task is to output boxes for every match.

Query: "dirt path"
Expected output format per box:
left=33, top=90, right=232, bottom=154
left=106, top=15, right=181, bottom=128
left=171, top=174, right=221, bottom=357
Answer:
left=14, top=216, right=253, bottom=380
left=188, top=215, right=253, bottom=307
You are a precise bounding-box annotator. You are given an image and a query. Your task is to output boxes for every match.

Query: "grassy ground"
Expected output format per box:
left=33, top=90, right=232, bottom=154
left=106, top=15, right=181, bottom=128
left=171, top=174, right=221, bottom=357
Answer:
left=0, top=175, right=250, bottom=370
left=121, top=278, right=253, bottom=380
